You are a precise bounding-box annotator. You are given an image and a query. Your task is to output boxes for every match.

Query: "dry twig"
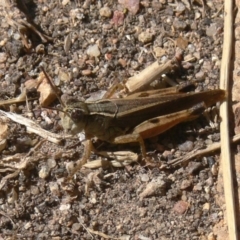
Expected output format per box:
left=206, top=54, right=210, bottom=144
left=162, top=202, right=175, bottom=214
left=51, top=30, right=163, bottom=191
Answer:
left=0, top=110, right=69, bottom=144
left=219, top=0, right=237, bottom=239
left=167, top=132, right=240, bottom=167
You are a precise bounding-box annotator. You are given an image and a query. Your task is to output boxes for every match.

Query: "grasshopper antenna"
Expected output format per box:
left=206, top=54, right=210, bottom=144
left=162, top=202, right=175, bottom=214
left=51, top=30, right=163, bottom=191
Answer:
left=40, top=67, right=67, bottom=109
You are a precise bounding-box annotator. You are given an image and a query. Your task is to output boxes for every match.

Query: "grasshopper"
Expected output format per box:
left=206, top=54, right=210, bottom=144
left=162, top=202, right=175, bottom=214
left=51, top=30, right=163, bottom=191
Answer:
left=41, top=56, right=226, bottom=175
left=58, top=83, right=225, bottom=175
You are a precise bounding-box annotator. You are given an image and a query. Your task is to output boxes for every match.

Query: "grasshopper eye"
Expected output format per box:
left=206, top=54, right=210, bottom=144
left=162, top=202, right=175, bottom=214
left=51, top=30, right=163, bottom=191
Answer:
left=64, top=101, right=89, bottom=123
left=70, top=109, right=85, bottom=122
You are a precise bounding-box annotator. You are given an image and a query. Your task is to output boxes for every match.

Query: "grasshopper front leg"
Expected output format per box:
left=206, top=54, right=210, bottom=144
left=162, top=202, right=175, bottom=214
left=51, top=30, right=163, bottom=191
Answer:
left=67, top=139, right=93, bottom=177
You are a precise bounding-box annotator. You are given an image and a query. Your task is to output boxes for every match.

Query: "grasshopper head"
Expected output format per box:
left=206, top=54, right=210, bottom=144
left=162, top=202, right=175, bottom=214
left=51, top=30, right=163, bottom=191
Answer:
left=60, top=100, right=89, bottom=135
left=39, top=69, right=90, bottom=135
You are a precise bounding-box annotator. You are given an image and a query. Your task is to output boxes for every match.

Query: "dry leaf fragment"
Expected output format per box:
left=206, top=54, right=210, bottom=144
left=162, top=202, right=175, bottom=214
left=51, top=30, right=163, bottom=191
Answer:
left=139, top=177, right=166, bottom=199
left=0, top=110, right=65, bottom=144
left=153, top=47, right=166, bottom=58
left=37, top=73, right=56, bottom=107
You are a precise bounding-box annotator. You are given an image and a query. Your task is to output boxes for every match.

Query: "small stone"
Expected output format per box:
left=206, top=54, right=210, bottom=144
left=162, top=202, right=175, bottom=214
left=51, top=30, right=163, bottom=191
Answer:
left=175, top=2, right=186, bottom=13
left=82, top=69, right=92, bottom=76
left=0, top=121, right=8, bottom=142
left=7, top=188, right=18, bottom=204
left=181, top=194, right=187, bottom=201
left=193, top=52, right=200, bottom=59
left=31, top=186, right=40, bottom=195
left=118, top=58, right=127, bottom=67
left=205, top=177, right=213, bottom=186
left=99, top=6, right=112, bottom=17
left=205, top=139, right=213, bottom=145
left=195, top=71, right=205, bottom=81
left=191, top=21, right=197, bottom=30
left=62, top=0, right=70, bottom=5
left=72, top=67, right=79, bottom=78
left=24, top=222, right=32, bottom=230
left=151, top=1, right=162, bottom=10
left=203, top=202, right=210, bottom=211
left=105, top=53, right=112, bottom=61
left=116, top=224, right=123, bottom=231
left=139, top=176, right=166, bottom=199
left=180, top=179, right=192, bottom=190
left=153, top=47, right=166, bottom=57
left=0, top=63, right=5, bottom=69
left=0, top=52, right=7, bottom=63
left=138, top=207, right=147, bottom=217
left=162, top=150, right=172, bottom=159
left=173, top=19, right=187, bottom=30
left=195, top=11, right=201, bottom=20
left=138, top=30, right=154, bottom=43
left=42, top=6, right=49, bottom=12
left=202, top=60, right=213, bottom=72
left=140, top=174, right=149, bottom=182
left=178, top=140, right=194, bottom=152
left=59, top=203, right=71, bottom=211
left=193, top=183, right=202, bottom=191
left=36, top=44, right=45, bottom=54
left=0, top=39, right=7, bottom=46
left=13, top=33, right=21, bottom=40
left=206, top=24, right=218, bottom=37
left=47, top=158, right=57, bottom=169
left=58, top=68, right=71, bottom=82
left=204, top=186, right=210, bottom=194
left=211, top=133, right=220, bottom=142
left=72, top=223, right=81, bottom=231
left=111, top=10, right=124, bottom=26
left=176, top=37, right=188, bottom=50
left=167, top=188, right=181, bottom=199
left=0, top=139, right=7, bottom=152
left=211, top=164, right=218, bottom=176
left=119, top=0, right=140, bottom=14
left=24, top=79, right=39, bottom=91
left=182, top=61, right=193, bottom=70
left=87, top=44, right=100, bottom=57
left=130, top=60, right=139, bottom=70
left=173, top=201, right=189, bottom=214
left=65, top=161, right=75, bottom=174
left=37, top=74, right=56, bottom=107
left=49, top=182, right=60, bottom=196
left=187, top=162, right=202, bottom=174
left=208, top=232, right=216, bottom=240
left=39, top=165, right=50, bottom=179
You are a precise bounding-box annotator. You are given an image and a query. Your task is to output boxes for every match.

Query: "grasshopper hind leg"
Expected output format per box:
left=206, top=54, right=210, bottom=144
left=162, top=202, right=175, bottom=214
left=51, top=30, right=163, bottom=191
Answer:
left=111, top=102, right=207, bottom=163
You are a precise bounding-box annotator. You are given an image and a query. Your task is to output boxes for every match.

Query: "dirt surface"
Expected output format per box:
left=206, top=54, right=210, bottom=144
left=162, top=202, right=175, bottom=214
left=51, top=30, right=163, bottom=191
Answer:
left=0, top=0, right=232, bottom=239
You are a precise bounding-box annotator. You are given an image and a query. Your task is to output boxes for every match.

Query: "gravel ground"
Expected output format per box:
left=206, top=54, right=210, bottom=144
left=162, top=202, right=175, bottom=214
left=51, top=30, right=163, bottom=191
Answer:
left=0, top=0, right=227, bottom=239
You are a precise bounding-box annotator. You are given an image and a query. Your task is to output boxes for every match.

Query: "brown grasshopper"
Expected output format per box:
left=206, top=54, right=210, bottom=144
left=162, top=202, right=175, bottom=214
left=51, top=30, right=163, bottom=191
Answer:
left=41, top=57, right=226, bottom=175
left=58, top=84, right=225, bottom=175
